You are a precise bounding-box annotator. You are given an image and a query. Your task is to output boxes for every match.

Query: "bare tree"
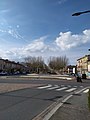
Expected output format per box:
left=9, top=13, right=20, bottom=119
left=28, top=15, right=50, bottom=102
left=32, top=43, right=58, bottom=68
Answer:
left=48, top=56, right=69, bottom=74
left=24, top=56, right=46, bottom=73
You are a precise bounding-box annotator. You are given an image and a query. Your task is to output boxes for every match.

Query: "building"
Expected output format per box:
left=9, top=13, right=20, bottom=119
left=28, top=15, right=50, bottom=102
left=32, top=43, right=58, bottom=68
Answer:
left=0, top=59, right=4, bottom=72
left=66, top=65, right=77, bottom=74
left=77, top=55, right=90, bottom=75
left=0, top=58, right=26, bottom=74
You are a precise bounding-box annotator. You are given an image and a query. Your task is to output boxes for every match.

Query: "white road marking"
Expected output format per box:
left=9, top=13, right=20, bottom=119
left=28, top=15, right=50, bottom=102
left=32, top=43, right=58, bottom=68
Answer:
left=66, top=88, right=77, bottom=92
left=38, top=84, right=52, bottom=89
left=39, top=95, right=73, bottom=120
left=37, top=84, right=82, bottom=93
left=83, top=89, right=89, bottom=93
left=47, top=85, right=59, bottom=90
left=75, top=88, right=88, bottom=94
left=61, top=85, right=65, bottom=87
left=56, top=87, right=68, bottom=91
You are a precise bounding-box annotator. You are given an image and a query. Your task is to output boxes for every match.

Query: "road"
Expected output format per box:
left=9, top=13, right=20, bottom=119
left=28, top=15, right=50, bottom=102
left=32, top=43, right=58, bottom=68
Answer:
left=0, top=77, right=90, bottom=120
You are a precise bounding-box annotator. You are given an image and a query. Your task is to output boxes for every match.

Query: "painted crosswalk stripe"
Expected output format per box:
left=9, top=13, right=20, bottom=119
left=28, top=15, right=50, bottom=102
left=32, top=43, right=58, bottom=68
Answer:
left=83, top=89, right=89, bottom=93
left=38, top=84, right=52, bottom=89
left=47, top=85, right=59, bottom=90
left=56, top=87, right=68, bottom=91
left=66, top=88, right=77, bottom=92
left=61, top=85, right=65, bottom=87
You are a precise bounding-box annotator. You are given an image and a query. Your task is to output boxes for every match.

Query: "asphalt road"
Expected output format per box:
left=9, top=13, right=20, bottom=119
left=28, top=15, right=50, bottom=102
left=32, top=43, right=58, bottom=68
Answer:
left=0, top=77, right=90, bottom=120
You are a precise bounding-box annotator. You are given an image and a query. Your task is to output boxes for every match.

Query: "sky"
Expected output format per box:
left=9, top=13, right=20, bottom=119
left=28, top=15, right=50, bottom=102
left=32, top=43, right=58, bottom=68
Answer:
left=0, top=0, right=90, bottom=65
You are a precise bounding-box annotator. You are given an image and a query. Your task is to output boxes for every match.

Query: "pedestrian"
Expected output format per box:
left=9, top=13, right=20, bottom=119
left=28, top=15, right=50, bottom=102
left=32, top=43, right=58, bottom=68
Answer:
left=76, top=73, right=82, bottom=83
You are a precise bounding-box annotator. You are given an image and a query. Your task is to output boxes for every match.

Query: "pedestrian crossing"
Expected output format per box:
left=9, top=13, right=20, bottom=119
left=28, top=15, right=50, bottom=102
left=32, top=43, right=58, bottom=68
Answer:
left=83, top=89, right=89, bottom=93
left=38, top=84, right=52, bottom=89
left=65, top=88, right=77, bottom=92
left=37, top=84, right=84, bottom=93
left=56, top=87, right=68, bottom=91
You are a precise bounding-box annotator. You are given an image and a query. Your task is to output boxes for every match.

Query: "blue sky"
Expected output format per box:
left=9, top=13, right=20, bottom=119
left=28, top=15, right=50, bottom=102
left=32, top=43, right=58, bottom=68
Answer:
left=0, top=0, right=90, bottom=64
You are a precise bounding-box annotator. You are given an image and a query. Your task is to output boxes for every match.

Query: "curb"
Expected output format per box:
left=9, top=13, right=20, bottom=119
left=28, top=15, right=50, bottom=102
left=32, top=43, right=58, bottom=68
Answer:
left=4, top=75, right=75, bottom=81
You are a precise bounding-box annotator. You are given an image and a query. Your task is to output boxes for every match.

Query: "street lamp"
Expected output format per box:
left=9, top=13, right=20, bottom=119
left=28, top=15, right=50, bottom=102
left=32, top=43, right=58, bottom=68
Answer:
left=72, top=11, right=90, bottom=54
left=72, top=10, right=90, bottom=16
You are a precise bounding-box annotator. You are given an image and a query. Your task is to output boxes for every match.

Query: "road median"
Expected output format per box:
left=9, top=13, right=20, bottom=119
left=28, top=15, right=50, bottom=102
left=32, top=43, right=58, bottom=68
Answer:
left=5, top=74, right=75, bottom=80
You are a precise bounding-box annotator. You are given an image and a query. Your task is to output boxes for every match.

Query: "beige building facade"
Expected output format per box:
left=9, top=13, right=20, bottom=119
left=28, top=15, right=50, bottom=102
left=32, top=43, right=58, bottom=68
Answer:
left=77, top=55, right=90, bottom=75
left=0, top=58, right=26, bottom=73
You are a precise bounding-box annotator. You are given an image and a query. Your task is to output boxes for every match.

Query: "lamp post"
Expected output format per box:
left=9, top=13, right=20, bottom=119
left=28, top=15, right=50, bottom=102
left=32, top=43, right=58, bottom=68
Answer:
left=72, top=10, right=90, bottom=16
left=72, top=10, right=90, bottom=58
left=72, top=10, right=90, bottom=78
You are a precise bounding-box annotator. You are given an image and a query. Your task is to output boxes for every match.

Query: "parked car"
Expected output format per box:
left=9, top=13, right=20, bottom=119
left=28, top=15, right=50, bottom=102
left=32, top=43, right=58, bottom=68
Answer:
left=0, top=72, right=8, bottom=76
left=13, top=71, right=20, bottom=75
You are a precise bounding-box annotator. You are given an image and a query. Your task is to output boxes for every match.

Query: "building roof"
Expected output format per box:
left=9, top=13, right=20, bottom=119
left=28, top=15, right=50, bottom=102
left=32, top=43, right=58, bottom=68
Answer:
left=77, top=54, right=90, bottom=61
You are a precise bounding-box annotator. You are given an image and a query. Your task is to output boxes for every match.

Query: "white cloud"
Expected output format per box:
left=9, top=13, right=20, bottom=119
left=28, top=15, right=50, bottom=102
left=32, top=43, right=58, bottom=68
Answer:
left=0, top=28, right=23, bottom=39
left=0, top=9, right=10, bottom=14
left=0, top=36, right=47, bottom=59
left=58, top=0, right=67, bottom=5
left=23, top=36, right=59, bottom=53
left=55, top=29, right=90, bottom=50
left=24, top=40, right=46, bottom=52
left=0, top=29, right=90, bottom=64
left=16, top=25, right=20, bottom=28
left=0, top=29, right=7, bottom=33
left=0, top=35, right=58, bottom=61
left=8, top=29, right=23, bottom=39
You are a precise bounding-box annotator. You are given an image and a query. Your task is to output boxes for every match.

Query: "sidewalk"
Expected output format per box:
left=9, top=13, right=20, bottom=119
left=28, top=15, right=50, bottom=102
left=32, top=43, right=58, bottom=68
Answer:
left=50, top=92, right=90, bottom=120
